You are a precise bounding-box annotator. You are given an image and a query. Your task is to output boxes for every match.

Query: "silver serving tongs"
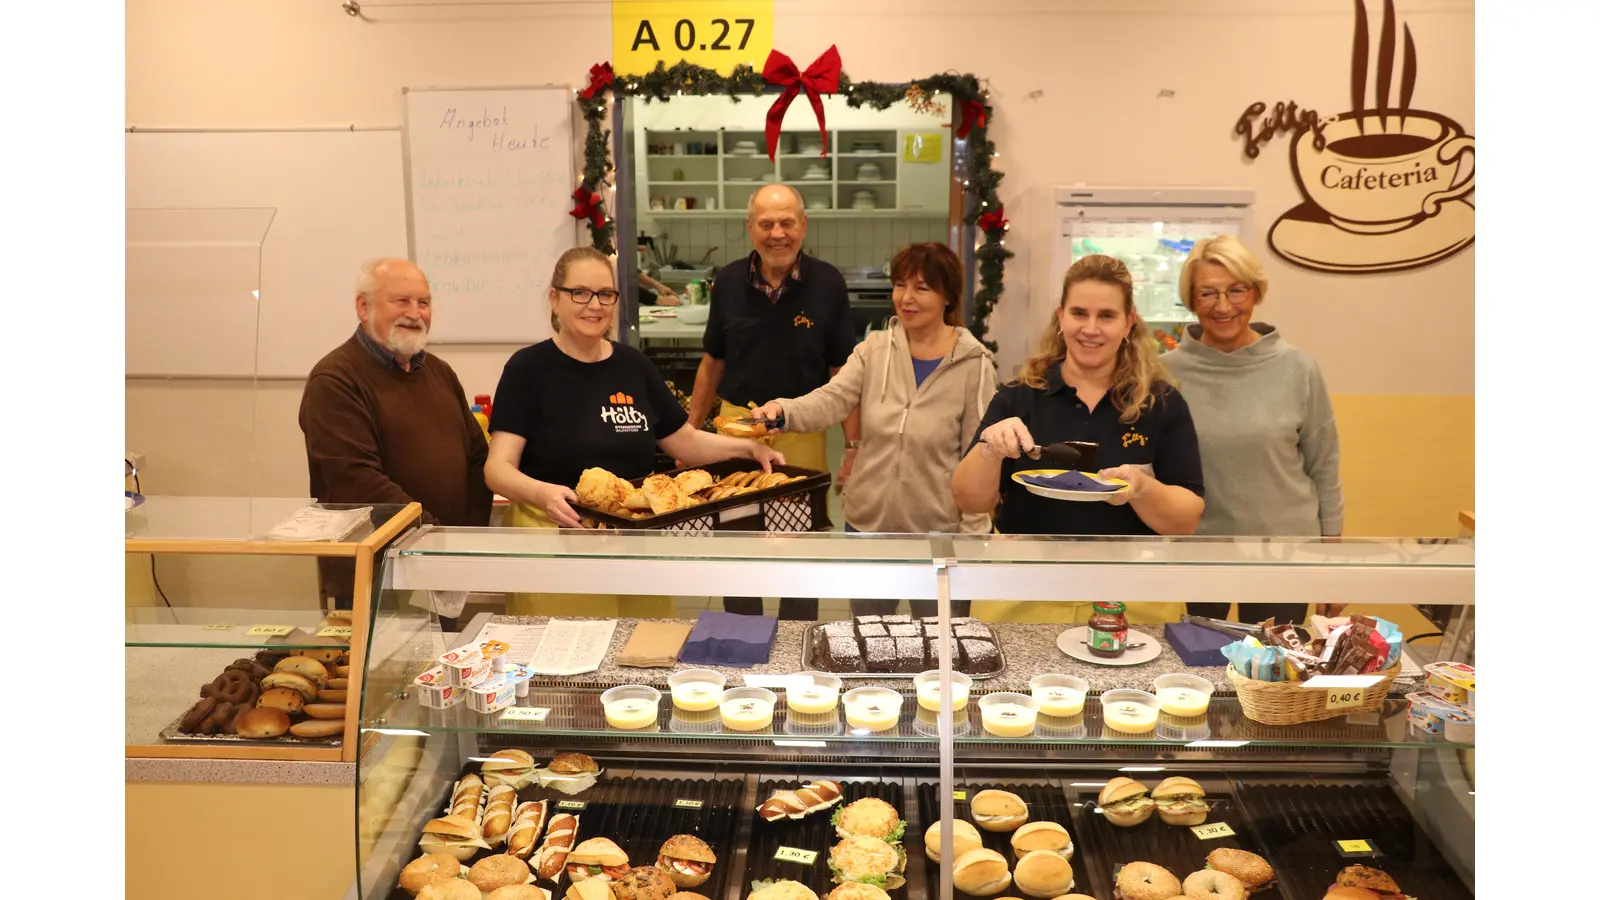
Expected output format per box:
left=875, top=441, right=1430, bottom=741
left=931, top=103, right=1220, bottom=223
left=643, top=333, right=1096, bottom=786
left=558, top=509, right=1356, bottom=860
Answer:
left=1181, top=615, right=1263, bottom=638
left=986, top=441, right=1089, bottom=470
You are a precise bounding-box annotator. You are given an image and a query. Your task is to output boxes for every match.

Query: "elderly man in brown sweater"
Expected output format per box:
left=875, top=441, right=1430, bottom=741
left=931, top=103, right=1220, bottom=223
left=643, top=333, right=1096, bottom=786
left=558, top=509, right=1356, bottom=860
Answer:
left=299, top=258, right=491, bottom=618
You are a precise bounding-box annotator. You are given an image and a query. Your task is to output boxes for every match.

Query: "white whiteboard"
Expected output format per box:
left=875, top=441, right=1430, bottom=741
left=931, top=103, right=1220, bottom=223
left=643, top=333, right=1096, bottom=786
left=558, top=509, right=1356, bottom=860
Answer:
left=126, top=130, right=410, bottom=377
left=403, top=86, right=577, bottom=343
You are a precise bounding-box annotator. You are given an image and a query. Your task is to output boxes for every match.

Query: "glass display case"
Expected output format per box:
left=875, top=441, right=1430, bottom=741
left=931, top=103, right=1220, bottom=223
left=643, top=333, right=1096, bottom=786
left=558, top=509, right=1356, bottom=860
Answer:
left=354, top=531, right=1473, bottom=900
left=125, top=497, right=420, bottom=761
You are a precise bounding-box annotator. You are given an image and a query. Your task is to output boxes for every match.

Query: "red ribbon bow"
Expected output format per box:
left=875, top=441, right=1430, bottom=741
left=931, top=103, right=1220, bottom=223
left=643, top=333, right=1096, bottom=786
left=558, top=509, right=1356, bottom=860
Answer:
left=957, top=99, right=988, bottom=140
left=978, top=206, right=1008, bottom=232
left=569, top=186, right=605, bottom=230
left=762, top=45, right=843, bottom=161
left=580, top=62, right=614, bottom=100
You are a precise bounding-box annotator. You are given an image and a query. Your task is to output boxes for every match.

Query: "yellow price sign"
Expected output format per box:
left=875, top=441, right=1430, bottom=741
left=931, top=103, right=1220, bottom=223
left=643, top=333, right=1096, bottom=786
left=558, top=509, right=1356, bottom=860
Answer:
left=1325, top=688, right=1367, bottom=711
left=317, top=626, right=354, bottom=639
left=246, top=625, right=295, bottom=637
left=612, top=1, right=775, bottom=77
left=1337, top=839, right=1373, bottom=853
left=774, top=846, right=818, bottom=866
left=1190, top=822, right=1236, bottom=840
left=952, top=791, right=967, bottom=801
left=674, top=799, right=704, bottom=809
left=557, top=800, right=588, bottom=810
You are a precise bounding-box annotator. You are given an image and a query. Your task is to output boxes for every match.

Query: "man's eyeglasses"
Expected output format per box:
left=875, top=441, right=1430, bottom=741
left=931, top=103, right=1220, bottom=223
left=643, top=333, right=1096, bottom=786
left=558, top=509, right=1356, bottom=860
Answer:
left=556, top=286, right=621, bottom=306
left=1195, top=286, right=1252, bottom=305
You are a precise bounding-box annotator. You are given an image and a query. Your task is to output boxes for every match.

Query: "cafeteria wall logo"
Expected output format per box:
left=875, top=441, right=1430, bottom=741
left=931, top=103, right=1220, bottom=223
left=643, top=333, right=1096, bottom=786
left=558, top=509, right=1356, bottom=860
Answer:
left=601, top=392, right=648, bottom=432
left=1234, top=0, right=1474, bottom=274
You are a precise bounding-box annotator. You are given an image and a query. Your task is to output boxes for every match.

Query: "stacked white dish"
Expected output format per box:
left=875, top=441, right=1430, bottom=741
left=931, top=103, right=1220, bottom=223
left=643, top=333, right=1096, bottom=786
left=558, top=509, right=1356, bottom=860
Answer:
left=731, top=140, right=760, bottom=155
left=851, top=188, right=878, bottom=210
left=800, top=140, right=824, bottom=155
left=856, top=162, right=883, bottom=182
left=803, top=162, right=830, bottom=180
left=853, top=141, right=883, bottom=154
left=804, top=195, right=833, bottom=209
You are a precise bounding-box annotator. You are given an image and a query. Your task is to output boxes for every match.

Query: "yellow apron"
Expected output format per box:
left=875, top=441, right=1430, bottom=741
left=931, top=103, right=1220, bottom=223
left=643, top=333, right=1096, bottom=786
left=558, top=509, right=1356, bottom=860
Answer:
left=503, top=502, right=674, bottom=618
left=720, top=399, right=828, bottom=472
left=970, top=522, right=1185, bottom=625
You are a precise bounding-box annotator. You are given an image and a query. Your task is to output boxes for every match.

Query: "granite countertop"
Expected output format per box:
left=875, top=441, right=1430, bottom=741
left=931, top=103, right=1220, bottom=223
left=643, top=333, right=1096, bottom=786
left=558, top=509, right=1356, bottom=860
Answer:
left=492, top=616, right=1234, bottom=694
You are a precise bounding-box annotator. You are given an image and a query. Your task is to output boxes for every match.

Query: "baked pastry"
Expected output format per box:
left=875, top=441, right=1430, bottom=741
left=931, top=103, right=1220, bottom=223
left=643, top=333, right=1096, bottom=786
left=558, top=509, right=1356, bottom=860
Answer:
left=825, top=885, right=890, bottom=900
left=712, top=416, right=766, bottom=438
left=1010, top=822, right=1072, bottom=860
left=486, top=887, right=549, bottom=900
left=748, top=881, right=818, bottom=900
left=234, top=706, right=290, bottom=738
left=674, top=469, right=714, bottom=494
left=450, top=774, right=486, bottom=821
left=468, top=855, right=534, bottom=894
left=417, top=882, right=481, bottom=900
left=657, top=834, right=717, bottom=887
left=274, top=656, right=330, bottom=685
left=569, top=882, right=615, bottom=900
left=624, top=489, right=651, bottom=511
left=1152, top=777, right=1208, bottom=826
left=1204, top=849, right=1274, bottom=893
left=548, top=752, right=599, bottom=775
left=951, top=848, right=1012, bottom=896
left=482, top=748, right=538, bottom=789
left=674, top=894, right=713, bottom=900
left=924, top=818, right=983, bottom=863
left=260, top=672, right=319, bottom=702
left=758, top=780, right=844, bottom=822
left=399, top=853, right=464, bottom=896
left=1115, top=861, right=1180, bottom=900
left=507, top=800, right=549, bottom=860
left=1013, top=850, right=1073, bottom=898
left=529, top=812, right=578, bottom=881
left=482, top=785, right=518, bottom=846
left=971, top=790, right=1030, bottom=832
left=1182, top=869, right=1246, bottom=900
left=833, top=797, right=904, bottom=841
left=642, top=473, right=689, bottom=514
left=289, top=718, right=345, bottom=738
left=577, top=468, right=631, bottom=512
left=256, top=687, right=305, bottom=714
left=1098, top=778, right=1155, bottom=827
left=612, top=865, right=678, bottom=900
left=566, top=837, right=629, bottom=882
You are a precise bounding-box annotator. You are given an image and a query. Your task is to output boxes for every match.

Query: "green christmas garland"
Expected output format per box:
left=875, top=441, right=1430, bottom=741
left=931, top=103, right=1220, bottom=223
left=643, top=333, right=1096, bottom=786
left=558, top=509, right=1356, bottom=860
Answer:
left=575, top=61, right=1012, bottom=351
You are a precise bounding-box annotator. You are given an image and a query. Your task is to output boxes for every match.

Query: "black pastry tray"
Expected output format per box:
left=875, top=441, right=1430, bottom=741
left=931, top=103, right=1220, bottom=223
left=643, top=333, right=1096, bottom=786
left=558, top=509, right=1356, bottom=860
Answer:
left=799, top=625, right=1007, bottom=680
left=916, top=780, right=1085, bottom=900
left=159, top=714, right=342, bottom=746
left=745, top=778, right=910, bottom=898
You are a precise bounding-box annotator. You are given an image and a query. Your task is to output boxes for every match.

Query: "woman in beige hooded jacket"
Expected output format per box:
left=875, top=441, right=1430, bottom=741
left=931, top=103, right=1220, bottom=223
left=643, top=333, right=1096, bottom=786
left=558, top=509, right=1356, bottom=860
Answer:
left=754, top=243, right=998, bottom=560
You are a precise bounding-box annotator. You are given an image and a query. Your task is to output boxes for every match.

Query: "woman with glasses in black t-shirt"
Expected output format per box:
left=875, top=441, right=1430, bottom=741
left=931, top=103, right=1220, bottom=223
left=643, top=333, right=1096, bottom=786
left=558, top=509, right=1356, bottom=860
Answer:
left=485, top=247, right=783, bottom=615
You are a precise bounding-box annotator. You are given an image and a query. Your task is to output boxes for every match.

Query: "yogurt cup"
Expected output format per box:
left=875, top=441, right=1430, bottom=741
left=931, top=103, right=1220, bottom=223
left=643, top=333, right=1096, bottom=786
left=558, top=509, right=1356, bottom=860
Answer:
left=720, top=687, right=777, bottom=732
left=912, top=705, right=973, bottom=738
left=914, top=670, right=973, bottom=712
left=1424, top=661, right=1475, bottom=706
left=1030, top=674, right=1089, bottom=718
left=668, top=669, right=726, bottom=712
left=1155, top=712, right=1212, bottom=742
left=1099, top=689, right=1160, bottom=735
left=843, top=687, right=904, bottom=733
left=978, top=691, right=1038, bottom=738
left=1152, top=674, right=1215, bottom=717
left=1035, top=713, right=1088, bottom=740
left=783, top=709, right=844, bottom=737
left=1442, top=706, right=1475, bottom=743
left=785, top=672, right=842, bottom=715
left=1406, top=691, right=1452, bottom=734
left=668, top=707, right=723, bottom=734
left=601, top=685, right=661, bottom=730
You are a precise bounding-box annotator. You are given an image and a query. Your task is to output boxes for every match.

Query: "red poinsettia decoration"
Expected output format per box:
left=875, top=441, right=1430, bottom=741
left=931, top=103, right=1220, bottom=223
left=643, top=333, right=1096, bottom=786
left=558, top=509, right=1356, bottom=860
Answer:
left=978, top=206, right=1008, bottom=232
left=761, top=45, right=843, bottom=160
left=957, top=98, right=988, bottom=139
left=569, top=186, right=605, bottom=230
left=580, top=62, right=614, bottom=100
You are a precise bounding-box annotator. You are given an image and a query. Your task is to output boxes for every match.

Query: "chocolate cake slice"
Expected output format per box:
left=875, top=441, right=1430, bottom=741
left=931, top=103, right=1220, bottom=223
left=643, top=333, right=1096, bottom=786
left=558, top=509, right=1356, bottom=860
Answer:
left=888, top=623, right=922, bottom=638
left=858, top=623, right=889, bottom=638
left=925, top=638, right=944, bottom=666
left=821, top=633, right=863, bottom=672
left=959, top=637, right=1002, bottom=674
left=881, top=614, right=912, bottom=624
left=863, top=636, right=897, bottom=671
left=822, top=621, right=856, bottom=639
left=855, top=615, right=883, bottom=625
left=954, top=623, right=993, bottom=640
left=950, top=617, right=979, bottom=625
left=893, top=637, right=926, bottom=672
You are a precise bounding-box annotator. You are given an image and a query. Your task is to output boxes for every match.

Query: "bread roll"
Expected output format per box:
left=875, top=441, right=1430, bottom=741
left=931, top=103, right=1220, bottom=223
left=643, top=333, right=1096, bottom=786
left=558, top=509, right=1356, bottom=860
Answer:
left=303, top=703, right=346, bottom=719
left=235, top=707, right=290, bottom=738
left=273, top=656, right=330, bottom=685
left=257, top=687, right=305, bottom=714
left=290, top=718, right=345, bottom=737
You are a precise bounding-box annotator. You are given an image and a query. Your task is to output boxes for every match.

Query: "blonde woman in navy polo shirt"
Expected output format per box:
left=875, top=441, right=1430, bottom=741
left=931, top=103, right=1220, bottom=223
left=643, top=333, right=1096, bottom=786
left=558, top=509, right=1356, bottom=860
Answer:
left=953, top=254, right=1205, bottom=623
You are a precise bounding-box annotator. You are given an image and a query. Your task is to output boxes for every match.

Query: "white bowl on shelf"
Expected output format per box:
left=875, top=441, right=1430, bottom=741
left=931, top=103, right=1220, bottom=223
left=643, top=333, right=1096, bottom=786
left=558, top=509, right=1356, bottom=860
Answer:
left=677, top=304, right=710, bottom=325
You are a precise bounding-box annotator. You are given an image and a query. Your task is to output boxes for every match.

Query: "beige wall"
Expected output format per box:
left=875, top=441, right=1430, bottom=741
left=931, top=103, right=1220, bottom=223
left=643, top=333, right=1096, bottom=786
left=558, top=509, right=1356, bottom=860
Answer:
left=127, top=0, right=1473, bottom=531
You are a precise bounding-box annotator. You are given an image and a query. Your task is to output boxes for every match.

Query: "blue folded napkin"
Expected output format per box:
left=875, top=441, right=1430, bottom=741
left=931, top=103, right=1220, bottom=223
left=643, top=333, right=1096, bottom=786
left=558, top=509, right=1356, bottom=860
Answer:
left=678, top=611, right=778, bottom=668
left=1018, top=471, right=1123, bottom=492
left=1164, top=622, right=1236, bottom=667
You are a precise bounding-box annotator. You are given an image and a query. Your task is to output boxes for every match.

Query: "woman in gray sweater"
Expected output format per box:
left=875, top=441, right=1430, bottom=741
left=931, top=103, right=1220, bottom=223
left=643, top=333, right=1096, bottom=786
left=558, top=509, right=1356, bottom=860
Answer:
left=1164, top=235, right=1344, bottom=623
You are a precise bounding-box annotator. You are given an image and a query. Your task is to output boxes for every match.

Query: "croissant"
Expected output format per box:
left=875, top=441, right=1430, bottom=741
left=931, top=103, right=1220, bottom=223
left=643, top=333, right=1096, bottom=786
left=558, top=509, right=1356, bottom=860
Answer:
left=641, top=473, right=688, bottom=514
left=674, top=469, right=714, bottom=495
left=576, top=468, right=631, bottom=513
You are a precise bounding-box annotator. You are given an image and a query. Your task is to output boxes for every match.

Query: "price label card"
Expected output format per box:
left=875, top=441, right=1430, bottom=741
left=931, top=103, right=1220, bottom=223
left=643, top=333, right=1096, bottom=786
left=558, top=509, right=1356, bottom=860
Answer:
left=613, top=1, right=775, bottom=77
left=202, top=624, right=235, bottom=631
left=953, top=791, right=967, bottom=802
left=1337, top=839, right=1376, bottom=855
left=317, top=626, right=354, bottom=639
left=1325, top=688, right=1368, bottom=711
left=557, top=800, right=587, bottom=811
left=774, top=846, right=818, bottom=866
left=499, top=707, right=551, bottom=724
left=674, top=799, right=704, bottom=809
left=1190, top=822, right=1236, bottom=840
left=246, top=625, right=295, bottom=637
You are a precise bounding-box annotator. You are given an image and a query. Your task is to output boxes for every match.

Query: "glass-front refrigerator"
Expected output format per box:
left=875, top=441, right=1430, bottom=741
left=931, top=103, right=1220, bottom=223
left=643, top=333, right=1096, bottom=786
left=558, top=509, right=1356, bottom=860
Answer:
left=1051, top=187, right=1254, bottom=351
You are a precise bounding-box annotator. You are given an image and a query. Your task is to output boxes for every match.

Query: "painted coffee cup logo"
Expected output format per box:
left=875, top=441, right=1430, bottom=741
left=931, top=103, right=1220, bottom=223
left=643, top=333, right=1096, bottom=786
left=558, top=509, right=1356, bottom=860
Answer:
left=1294, top=109, right=1474, bottom=234
left=1237, top=0, right=1474, bottom=274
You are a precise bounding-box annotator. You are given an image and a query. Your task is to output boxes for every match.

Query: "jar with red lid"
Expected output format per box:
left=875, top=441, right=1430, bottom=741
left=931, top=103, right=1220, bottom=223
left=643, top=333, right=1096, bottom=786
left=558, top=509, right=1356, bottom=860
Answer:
left=1087, top=601, right=1129, bottom=658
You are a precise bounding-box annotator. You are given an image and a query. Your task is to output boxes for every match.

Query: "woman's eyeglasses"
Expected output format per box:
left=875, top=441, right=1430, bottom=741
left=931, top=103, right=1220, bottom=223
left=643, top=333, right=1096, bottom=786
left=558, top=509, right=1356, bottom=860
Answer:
left=1195, top=286, right=1251, bottom=305
left=556, top=286, right=621, bottom=306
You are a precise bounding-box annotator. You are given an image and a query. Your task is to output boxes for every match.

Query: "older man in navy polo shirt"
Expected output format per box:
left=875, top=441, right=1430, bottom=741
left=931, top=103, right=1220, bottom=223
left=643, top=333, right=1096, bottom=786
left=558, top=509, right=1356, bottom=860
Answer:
left=688, top=184, right=860, bottom=619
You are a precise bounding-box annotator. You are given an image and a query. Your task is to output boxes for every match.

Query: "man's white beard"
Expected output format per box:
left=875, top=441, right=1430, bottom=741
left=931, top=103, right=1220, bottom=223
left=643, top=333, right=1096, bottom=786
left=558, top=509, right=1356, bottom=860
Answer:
left=379, top=318, right=429, bottom=359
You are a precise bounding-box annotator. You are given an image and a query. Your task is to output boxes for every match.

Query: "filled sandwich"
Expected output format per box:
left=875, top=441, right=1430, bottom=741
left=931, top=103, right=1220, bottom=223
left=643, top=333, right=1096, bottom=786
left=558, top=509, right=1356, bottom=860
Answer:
left=1097, top=778, right=1154, bottom=827
left=657, top=834, right=717, bottom=888
left=566, top=837, right=630, bottom=882
left=1013, top=849, right=1074, bottom=898
left=833, top=798, right=905, bottom=842
left=1009, top=821, right=1073, bottom=861
left=828, top=835, right=907, bottom=890
left=417, top=815, right=492, bottom=862
left=749, top=881, right=820, bottom=900
left=1151, top=776, right=1209, bottom=826
left=923, top=818, right=983, bottom=863
left=1205, top=848, right=1276, bottom=894
left=1328, top=865, right=1414, bottom=900
left=951, top=848, right=1012, bottom=897
left=970, top=789, right=1030, bottom=832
